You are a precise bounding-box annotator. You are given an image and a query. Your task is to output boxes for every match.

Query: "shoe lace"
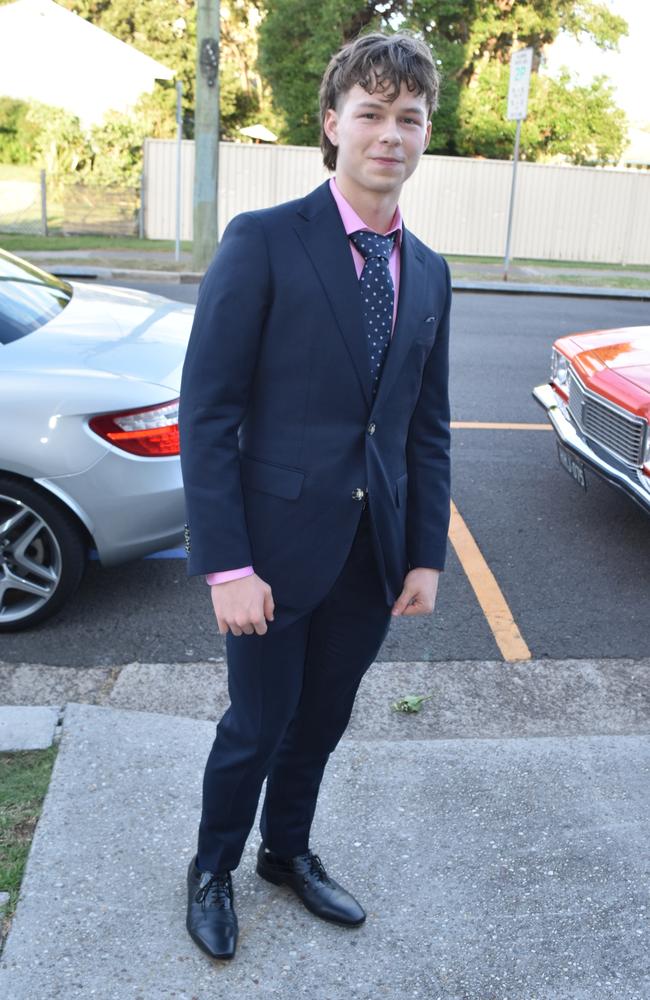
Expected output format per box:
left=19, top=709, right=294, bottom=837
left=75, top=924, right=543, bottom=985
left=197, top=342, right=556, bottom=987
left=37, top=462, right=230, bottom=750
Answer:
left=305, top=851, right=328, bottom=883
left=195, top=871, right=232, bottom=907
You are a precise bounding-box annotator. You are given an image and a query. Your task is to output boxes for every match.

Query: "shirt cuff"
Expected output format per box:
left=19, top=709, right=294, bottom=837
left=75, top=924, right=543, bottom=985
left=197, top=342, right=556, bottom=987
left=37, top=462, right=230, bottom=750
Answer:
left=205, top=566, right=254, bottom=585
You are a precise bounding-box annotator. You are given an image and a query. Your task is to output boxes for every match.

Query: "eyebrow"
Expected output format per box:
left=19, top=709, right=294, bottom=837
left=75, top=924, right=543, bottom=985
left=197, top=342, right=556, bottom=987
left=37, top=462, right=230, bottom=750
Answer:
left=356, top=100, right=425, bottom=116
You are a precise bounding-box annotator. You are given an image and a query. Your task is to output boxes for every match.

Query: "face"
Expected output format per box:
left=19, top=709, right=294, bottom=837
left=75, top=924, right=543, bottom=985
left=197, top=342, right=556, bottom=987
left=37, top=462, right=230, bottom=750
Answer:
left=324, top=80, right=432, bottom=199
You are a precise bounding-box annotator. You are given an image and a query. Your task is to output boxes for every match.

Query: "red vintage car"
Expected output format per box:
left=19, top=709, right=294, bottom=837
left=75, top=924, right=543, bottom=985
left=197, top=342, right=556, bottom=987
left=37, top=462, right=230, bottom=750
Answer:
left=533, top=325, right=650, bottom=514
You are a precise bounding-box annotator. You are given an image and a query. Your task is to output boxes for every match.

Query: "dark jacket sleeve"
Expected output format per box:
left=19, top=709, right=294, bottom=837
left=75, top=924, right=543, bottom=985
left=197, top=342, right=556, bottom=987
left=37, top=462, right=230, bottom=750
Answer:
left=178, top=212, right=271, bottom=576
left=405, top=255, right=452, bottom=571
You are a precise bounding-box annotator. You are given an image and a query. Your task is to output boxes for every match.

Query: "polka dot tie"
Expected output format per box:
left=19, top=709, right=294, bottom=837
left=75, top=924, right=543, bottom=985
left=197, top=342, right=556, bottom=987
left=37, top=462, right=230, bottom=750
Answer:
left=349, top=229, right=398, bottom=398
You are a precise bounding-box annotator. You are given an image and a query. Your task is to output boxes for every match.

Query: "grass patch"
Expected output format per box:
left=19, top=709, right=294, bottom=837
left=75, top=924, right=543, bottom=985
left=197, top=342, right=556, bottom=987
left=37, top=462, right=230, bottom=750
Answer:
left=452, top=270, right=650, bottom=290
left=0, top=234, right=192, bottom=252
left=446, top=254, right=650, bottom=272
left=525, top=272, right=650, bottom=289
left=0, top=744, right=59, bottom=952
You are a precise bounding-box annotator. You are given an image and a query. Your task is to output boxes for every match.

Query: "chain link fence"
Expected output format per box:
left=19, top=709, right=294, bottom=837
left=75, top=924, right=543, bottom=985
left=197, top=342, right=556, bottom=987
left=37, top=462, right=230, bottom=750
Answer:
left=0, top=169, right=143, bottom=236
left=0, top=170, right=46, bottom=235
left=61, top=182, right=141, bottom=236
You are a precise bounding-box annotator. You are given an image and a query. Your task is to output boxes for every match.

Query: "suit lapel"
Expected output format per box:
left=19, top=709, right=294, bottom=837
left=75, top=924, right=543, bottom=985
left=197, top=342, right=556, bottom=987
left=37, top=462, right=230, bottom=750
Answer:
left=371, top=227, right=426, bottom=413
left=293, top=182, right=426, bottom=413
left=293, top=183, right=373, bottom=409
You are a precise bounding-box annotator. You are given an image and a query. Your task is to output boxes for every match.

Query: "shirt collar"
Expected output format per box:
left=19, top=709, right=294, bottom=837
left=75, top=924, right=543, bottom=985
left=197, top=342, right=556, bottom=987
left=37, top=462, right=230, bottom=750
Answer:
left=329, top=176, right=402, bottom=247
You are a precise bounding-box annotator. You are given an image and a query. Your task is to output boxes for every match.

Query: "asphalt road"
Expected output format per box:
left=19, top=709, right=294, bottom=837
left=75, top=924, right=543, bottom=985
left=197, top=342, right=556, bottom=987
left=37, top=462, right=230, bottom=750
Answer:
left=3, top=285, right=649, bottom=667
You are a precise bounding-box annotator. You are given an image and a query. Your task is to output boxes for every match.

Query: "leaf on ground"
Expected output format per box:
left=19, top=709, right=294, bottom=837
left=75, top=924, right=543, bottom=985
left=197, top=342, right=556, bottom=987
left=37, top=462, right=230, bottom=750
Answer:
left=391, top=694, right=432, bottom=714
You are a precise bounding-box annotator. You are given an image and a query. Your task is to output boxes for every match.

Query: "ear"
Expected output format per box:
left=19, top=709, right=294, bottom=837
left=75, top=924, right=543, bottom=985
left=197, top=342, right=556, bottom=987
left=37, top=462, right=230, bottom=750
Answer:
left=423, top=120, right=432, bottom=150
left=323, top=107, right=339, bottom=147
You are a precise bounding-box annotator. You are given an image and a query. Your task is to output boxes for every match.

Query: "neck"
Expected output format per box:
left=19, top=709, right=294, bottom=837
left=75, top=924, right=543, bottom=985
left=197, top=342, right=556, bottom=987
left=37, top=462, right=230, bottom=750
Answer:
left=334, top=175, right=400, bottom=233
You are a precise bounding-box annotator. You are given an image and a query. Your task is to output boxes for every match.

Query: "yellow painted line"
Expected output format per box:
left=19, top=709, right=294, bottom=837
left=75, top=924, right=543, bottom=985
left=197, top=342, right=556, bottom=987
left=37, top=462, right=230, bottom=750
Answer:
left=452, top=421, right=552, bottom=430
left=448, top=499, right=532, bottom=662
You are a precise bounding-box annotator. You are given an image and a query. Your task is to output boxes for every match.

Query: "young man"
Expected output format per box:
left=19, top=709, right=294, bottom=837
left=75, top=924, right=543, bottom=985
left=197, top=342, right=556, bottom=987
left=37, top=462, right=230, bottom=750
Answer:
left=179, top=30, right=451, bottom=961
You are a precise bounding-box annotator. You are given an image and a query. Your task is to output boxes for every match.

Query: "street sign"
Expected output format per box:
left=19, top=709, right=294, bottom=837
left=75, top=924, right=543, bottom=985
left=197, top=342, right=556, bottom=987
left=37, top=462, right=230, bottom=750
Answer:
left=503, top=47, right=534, bottom=279
left=507, top=47, right=533, bottom=120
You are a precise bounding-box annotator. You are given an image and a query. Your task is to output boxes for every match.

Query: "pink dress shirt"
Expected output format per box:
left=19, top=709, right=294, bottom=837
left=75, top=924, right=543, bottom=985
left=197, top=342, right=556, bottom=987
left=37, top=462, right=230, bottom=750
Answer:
left=205, top=177, right=403, bottom=585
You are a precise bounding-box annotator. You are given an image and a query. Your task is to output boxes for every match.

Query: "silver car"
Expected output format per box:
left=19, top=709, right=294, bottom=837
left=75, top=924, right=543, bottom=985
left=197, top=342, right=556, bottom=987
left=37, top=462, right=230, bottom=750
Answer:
left=0, top=248, right=193, bottom=631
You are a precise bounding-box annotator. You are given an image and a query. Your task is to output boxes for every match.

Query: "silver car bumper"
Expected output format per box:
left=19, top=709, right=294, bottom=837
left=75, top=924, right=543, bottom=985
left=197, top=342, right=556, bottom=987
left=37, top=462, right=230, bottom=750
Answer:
left=533, top=382, right=650, bottom=514
left=37, top=450, right=186, bottom=565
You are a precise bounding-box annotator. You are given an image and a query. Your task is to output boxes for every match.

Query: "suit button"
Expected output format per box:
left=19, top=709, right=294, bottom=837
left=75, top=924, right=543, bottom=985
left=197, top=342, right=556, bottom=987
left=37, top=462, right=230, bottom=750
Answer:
left=352, top=488, right=365, bottom=501
left=367, top=422, right=376, bottom=435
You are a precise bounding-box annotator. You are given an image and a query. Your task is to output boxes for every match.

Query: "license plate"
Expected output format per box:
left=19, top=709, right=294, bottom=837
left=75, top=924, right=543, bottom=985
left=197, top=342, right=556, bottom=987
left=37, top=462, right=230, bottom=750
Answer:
left=557, top=443, right=587, bottom=491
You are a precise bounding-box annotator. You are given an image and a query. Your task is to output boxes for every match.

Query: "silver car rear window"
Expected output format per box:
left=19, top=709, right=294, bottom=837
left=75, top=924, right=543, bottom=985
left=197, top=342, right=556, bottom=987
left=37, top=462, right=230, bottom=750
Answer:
left=0, top=249, right=73, bottom=344
left=0, top=278, right=72, bottom=344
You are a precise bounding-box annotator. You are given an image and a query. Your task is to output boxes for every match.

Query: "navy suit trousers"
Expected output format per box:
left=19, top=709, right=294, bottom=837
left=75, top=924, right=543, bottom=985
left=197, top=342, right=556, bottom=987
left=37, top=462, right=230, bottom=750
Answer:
left=196, top=506, right=393, bottom=873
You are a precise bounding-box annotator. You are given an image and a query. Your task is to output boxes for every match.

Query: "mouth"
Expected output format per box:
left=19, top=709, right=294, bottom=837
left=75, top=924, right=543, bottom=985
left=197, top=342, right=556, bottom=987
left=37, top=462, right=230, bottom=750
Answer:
left=371, top=156, right=404, bottom=165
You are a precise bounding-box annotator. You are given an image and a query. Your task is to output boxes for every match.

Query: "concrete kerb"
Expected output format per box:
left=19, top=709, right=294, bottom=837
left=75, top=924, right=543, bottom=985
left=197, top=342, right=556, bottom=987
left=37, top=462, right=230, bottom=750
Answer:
left=48, top=266, right=203, bottom=284
left=0, top=705, right=62, bottom=751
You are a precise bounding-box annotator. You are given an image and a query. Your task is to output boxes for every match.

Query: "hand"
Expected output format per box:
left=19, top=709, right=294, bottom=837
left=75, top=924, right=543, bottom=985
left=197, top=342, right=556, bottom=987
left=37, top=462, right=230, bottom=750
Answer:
left=211, top=573, right=275, bottom=636
left=391, top=568, right=440, bottom=617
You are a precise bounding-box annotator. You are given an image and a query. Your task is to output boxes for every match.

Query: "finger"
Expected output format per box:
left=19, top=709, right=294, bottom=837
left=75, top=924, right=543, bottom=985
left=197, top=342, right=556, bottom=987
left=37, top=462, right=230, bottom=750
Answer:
left=216, top=616, right=229, bottom=636
left=229, top=623, right=243, bottom=636
left=391, top=588, right=413, bottom=616
left=404, top=597, right=435, bottom=616
left=253, top=617, right=268, bottom=636
left=263, top=590, right=275, bottom=621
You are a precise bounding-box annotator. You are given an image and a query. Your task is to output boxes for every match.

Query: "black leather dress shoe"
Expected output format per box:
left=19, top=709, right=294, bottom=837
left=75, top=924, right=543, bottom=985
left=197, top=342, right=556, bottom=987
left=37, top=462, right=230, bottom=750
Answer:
left=256, top=843, right=366, bottom=926
left=186, top=855, right=238, bottom=960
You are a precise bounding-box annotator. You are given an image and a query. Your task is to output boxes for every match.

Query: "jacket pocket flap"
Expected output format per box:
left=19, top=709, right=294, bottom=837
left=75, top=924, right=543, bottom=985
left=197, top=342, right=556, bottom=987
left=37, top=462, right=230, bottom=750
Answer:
left=240, top=455, right=305, bottom=500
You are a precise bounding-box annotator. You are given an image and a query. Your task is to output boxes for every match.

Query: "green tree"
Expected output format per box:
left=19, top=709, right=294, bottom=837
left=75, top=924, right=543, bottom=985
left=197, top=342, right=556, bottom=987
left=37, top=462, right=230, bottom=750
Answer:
left=258, top=0, right=629, bottom=163
left=22, top=102, right=91, bottom=177
left=83, top=112, right=149, bottom=186
left=219, top=0, right=285, bottom=140
left=456, top=62, right=628, bottom=164
left=258, top=0, right=374, bottom=146
left=0, top=99, right=38, bottom=164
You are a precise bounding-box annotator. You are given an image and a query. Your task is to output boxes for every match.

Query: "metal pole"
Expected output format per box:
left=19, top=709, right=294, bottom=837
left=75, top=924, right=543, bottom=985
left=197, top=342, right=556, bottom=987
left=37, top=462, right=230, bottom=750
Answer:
left=175, top=81, right=183, bottom=263
left=192, top=0, right=220, bottom=271
left=503, top=118, right=522, bottom=281
left=40, top=169, right=48, bottom=237
left=139, top=169, right=145, bottom=240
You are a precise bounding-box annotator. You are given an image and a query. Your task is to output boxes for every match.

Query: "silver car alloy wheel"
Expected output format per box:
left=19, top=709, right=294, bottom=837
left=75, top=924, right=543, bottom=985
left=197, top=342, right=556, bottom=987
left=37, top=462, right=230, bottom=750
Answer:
left=0, top=494, right=62, bottom=624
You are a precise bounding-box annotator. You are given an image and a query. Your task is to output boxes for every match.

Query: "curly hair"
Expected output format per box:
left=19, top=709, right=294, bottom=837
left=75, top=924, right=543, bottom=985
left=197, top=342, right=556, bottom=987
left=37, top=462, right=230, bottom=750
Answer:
left=319, top=30, right=441, bottom=171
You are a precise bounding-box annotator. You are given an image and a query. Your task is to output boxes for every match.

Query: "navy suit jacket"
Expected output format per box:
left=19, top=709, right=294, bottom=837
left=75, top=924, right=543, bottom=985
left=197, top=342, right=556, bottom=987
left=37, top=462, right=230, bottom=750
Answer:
left=178, top=179, right=452, bottom=610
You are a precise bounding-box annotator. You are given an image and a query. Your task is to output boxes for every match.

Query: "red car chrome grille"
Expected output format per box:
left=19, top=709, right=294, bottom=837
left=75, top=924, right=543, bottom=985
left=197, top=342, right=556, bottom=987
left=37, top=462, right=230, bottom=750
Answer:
left=567, top=369, right=645, bottom=467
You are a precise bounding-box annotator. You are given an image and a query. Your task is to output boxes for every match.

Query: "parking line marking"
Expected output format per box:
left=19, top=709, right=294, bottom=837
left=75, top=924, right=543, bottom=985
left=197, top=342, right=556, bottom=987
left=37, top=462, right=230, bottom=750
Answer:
left=448, top=499, right=532, bottom=662
left=452, top=422, right=551, bottom=430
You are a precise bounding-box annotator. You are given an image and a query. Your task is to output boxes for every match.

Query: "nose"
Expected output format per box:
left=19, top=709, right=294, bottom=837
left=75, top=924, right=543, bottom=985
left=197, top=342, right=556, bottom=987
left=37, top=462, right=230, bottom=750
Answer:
left=379, top=117, right=402, bottom=145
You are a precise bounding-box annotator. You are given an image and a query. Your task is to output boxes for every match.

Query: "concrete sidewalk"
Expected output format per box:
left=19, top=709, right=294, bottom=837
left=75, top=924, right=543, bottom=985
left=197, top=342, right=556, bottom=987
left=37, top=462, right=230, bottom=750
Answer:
left=1, top=687, right=649, bottom=999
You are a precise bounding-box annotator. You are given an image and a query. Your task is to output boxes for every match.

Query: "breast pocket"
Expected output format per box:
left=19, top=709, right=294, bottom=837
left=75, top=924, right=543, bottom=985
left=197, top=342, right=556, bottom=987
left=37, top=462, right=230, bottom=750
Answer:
left=411, top=312, right=437, bottom=348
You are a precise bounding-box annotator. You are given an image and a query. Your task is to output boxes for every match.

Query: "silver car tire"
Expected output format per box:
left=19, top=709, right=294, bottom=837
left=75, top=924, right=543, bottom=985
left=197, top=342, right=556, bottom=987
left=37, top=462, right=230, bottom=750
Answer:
left=0, top=476, right=86, bottom=632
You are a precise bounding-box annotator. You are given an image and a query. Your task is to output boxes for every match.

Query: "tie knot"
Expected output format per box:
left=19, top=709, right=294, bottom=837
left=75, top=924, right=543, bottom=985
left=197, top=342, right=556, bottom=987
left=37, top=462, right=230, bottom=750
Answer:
left=349, top=229, right=397, bottom=263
